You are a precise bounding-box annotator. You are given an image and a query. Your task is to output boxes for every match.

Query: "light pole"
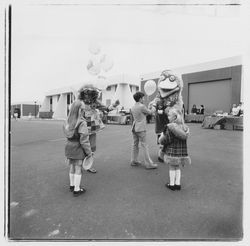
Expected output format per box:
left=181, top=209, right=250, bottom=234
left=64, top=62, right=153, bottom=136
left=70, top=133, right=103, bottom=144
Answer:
left=34, top=101, right=37, bottom=118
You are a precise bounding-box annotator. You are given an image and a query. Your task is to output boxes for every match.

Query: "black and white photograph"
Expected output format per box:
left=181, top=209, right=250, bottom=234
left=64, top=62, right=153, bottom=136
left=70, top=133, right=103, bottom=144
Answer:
left=2, top=0, right=250, bottom=244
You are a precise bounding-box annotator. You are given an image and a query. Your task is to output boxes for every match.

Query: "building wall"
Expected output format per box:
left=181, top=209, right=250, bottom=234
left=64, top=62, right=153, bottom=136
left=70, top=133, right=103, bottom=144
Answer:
left=22, top=104, right=40, bottom=117
left=182, top=65, right=242, bottom=114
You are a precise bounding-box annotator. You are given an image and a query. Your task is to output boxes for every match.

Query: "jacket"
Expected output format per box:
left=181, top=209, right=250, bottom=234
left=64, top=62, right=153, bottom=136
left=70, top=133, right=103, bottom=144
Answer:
left=63, top=117, right=92, bottom=160
left=130, top=102, right=152, bottom=132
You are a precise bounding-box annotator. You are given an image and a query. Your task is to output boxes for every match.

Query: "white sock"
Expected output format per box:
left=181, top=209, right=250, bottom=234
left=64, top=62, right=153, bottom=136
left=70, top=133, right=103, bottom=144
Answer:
left=169, top=169, right=175, bottom=186
left=74, top=174, right=82, bottom=191
left=69, top=173, right=74, bottom=186
left=175, top=169, right=181, bottom=185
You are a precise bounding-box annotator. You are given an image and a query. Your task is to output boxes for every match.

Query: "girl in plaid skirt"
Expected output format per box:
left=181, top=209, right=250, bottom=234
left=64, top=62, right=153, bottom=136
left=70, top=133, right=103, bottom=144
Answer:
left=159, top=106, right=191, bottom=191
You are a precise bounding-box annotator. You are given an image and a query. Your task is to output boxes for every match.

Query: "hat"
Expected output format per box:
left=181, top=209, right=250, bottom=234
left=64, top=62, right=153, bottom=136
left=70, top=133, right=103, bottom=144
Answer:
left=82, top=154, right=94, bottom=170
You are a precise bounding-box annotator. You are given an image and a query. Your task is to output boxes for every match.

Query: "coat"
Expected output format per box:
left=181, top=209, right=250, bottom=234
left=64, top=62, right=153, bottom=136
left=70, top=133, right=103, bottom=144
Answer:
left=130, top=102, right=152, bottom=132
left=63, top=117, right=92, bottom=160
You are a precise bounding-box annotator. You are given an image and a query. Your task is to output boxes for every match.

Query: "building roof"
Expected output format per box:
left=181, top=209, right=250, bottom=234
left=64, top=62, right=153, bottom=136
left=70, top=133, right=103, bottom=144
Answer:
left=45, top=74, right=140, bottom=96
left=11, top=101, right=42, bottom=105
left=140, top=55, right=242, bottom=81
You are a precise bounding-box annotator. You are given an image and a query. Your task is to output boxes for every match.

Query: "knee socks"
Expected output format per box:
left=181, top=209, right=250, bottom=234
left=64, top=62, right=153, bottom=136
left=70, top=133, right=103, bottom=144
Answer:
left=169, top=168, right=181, bottom=185
left=74, top=174, right=82, bottom=191
left=69, top=173, right=74, bottom=186
left=175, top=169, right=181, bottom=185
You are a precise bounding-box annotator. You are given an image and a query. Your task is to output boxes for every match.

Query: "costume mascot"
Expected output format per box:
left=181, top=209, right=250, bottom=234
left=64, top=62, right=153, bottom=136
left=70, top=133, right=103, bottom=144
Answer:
left=148, top=69, right=184, bottom=162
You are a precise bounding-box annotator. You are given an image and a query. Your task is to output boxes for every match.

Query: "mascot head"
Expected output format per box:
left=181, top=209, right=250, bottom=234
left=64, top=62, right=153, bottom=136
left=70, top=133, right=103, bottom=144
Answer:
left=158, top=70, right=183, bottom=99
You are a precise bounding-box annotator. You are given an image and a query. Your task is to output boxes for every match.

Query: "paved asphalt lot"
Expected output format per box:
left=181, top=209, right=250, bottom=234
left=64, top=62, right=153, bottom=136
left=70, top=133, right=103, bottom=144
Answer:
left=9, top=119, right=243, bottom=241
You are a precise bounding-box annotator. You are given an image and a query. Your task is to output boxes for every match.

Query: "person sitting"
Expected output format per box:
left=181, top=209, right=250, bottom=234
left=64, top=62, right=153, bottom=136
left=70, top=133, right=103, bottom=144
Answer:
left=237, top=102, right=243, bottom=116
left=231, top=104, right=239, bottom=116
left=200, top=105, right=205, bottom=115
left=191, top=104, right=197, bottom=114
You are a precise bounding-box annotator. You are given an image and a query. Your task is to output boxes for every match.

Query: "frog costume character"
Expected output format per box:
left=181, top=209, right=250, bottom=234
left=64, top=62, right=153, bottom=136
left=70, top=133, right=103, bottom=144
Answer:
left=78, top=84, right=120, bottom=173
left=148, top=70, right=184, bottom=162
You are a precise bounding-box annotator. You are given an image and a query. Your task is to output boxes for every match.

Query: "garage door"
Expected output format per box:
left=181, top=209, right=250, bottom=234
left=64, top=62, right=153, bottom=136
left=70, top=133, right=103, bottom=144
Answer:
left=188, top=79, right=232, bottom=114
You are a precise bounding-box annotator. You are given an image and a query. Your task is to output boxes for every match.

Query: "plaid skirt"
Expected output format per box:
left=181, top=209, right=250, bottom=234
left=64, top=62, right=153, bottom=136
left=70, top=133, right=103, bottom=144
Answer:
left=163, top=137, right=191, bottom=167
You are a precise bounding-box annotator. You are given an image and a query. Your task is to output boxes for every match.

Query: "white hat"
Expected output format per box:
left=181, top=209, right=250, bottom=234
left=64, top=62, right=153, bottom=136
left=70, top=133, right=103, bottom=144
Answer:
left=82, top=154, right=94, bottom=170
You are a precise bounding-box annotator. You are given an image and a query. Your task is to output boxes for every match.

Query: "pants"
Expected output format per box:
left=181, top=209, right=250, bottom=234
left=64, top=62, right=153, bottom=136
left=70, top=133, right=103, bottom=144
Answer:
left=131, top=131, right=153, bottom=166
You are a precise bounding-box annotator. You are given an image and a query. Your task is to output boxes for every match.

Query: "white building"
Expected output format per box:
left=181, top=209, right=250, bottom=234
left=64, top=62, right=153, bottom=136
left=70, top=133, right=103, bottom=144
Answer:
left=39, top=74, right=139, bottom=119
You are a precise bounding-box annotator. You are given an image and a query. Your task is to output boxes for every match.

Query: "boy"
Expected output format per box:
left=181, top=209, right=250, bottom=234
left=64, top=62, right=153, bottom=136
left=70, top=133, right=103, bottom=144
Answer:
left=130, top=92, right=157, bottom=169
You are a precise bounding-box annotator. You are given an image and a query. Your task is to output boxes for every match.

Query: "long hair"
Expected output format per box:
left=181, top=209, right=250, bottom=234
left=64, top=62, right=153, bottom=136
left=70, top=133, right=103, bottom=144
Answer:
left=66, top=100, right=84, bottom=130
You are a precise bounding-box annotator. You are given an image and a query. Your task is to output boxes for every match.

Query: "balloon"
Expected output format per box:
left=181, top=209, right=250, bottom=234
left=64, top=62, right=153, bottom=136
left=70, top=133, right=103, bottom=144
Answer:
left=88, top=42, right=101, bottom=55
left=144, top=80, right=156, bottom=96
left=86, top=59, right=101, bottom=76
left=100, top=54, right=114, bottom=72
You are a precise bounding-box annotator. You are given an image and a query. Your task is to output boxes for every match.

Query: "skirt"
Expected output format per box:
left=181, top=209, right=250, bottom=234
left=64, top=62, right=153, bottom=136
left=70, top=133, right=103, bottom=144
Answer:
left=66, top=158, right=83, bottom=166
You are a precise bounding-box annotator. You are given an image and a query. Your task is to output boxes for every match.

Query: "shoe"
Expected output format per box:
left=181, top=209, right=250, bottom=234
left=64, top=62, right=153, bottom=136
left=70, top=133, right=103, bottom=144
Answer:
left=158, top=157, right=164, bottom=163
left=165, top=183, right=175, bottom=191
left=131, top=161, right=142, bottom=166
left=69, top=186, right=74, bottom=192
left=175, top=184, right=181, bottom=190
left=73, top=187, right=86, bottom=197
left=87, top=168, right=97, bottom=173
left=145, top=163, right=158, bottom=169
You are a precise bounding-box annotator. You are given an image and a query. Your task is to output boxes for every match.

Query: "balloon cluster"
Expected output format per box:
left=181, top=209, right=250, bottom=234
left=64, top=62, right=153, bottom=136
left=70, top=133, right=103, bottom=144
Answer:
left=86, top=41, right=114, bottom=76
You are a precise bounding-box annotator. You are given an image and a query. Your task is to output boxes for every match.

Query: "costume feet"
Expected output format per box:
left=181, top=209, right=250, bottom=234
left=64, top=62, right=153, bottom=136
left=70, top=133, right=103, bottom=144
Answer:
left=69, top=186, right=74, bottom=192
left=145, top=163, right=158, bottom=169
left=73, top=187, right=86, bottom=197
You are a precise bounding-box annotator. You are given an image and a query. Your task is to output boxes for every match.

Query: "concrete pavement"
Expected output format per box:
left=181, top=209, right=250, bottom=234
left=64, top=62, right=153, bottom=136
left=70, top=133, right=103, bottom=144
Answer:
left=9, top=119, right=243, bottom=240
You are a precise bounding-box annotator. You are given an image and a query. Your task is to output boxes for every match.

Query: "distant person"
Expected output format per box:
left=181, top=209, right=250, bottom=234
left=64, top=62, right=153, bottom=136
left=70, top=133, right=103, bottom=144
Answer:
left=231, top=104, right=239, bottom=116
left=159, top=107, right=191, bottom=191
left=237, top=102, right=243, bottom=116
left=63, top=100, right=93, bottom=197
left=200, top=105, right=205, bottom=115
left=130, top=91, right=157, bottom=169
left=191, top=104, right=197, bottom=114
left=14, top=112, right=18, bottom=120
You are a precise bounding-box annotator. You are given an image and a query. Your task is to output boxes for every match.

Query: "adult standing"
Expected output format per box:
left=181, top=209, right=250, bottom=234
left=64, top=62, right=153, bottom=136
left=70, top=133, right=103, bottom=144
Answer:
left=130, top=91, right=158, bottom=169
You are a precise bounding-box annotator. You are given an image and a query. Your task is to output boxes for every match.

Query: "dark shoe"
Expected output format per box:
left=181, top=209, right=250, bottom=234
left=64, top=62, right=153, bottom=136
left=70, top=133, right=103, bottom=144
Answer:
left=130, top=161, right=142, bottom=166
left=165, top=183, right=175, bottom=191
left=145, top=163, right=158, bottom=169
left=69, top=186, right=74, bottom=192
left=73, top=187, right=86, bottom=197
left=158, top=157, right=164, bottom=163
left=87, top=168, right=97, bottom=173
left=175, top=185, right=181, bottom=190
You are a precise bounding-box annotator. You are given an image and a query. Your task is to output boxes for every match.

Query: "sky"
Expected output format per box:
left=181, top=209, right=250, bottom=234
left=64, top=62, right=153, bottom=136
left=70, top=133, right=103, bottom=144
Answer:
left=10, top=4, right=244, bottom=103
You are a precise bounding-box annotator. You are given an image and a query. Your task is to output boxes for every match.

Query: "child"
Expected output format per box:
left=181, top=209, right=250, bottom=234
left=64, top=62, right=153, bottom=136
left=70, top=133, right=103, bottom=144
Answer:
left=63, top=100, right=93, bottom=197
left=159, top=106, right=191, bottom=190
left=130, top=91, right=157, bottom=169
left=78, top=85, right=120, bottom=173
